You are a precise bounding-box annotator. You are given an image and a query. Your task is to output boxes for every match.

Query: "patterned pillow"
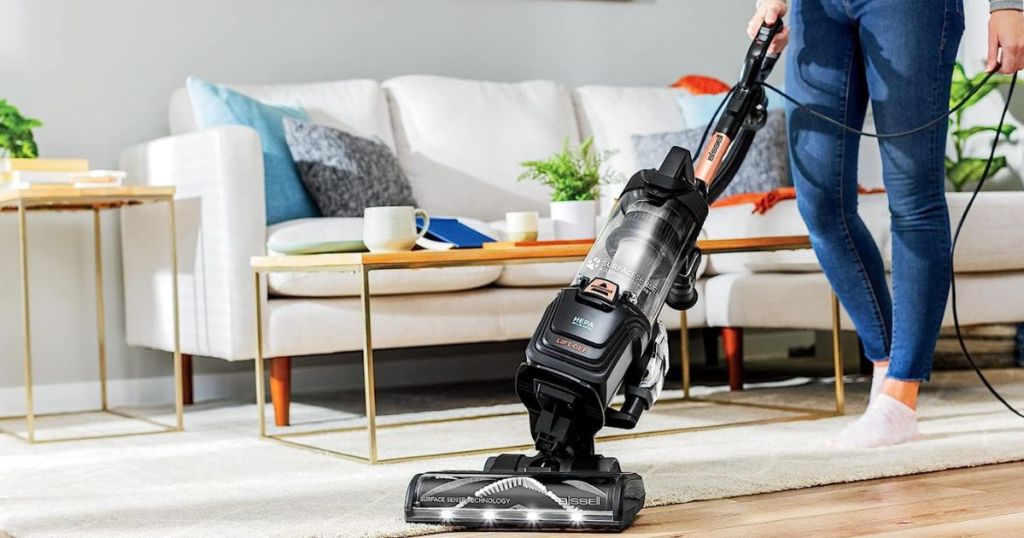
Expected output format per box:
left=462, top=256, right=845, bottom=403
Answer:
left=631, top=110, right=790, bottom=199
left=283, top=118, right=417, bottom=218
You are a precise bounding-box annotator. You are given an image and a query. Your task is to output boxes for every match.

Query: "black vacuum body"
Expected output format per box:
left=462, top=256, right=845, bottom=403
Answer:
left=404, top=154, right=703, bottom=530
left=405, top=20, right=784, bottom=532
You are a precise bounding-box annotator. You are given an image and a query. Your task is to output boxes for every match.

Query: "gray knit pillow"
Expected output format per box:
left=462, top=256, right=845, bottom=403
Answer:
left=283, top=117, right=416, bottom=217
left=632, top=110, right=790, bottom=198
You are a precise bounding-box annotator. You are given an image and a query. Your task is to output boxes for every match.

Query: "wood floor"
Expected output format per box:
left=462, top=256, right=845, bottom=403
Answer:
left=447, top=461, right=1024, bottom=537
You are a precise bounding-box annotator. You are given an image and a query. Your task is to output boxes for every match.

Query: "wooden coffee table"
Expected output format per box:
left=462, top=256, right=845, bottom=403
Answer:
left=250, top=235, right=844, bottom=464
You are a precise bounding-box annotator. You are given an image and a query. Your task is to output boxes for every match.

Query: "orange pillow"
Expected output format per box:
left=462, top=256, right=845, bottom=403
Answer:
left=671, top=75, right=731, bottom=95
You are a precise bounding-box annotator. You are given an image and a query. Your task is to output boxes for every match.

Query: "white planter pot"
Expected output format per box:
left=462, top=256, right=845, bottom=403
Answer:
left=550, top=200, right=598, bottom=240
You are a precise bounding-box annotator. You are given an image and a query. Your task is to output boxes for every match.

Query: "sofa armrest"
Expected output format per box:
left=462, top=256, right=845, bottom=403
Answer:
left=119, top=126, right=266, bottom=360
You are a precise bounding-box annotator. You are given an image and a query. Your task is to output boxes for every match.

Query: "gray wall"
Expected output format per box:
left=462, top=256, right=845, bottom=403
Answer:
left=0, top=0, right=759, bottom=412
left=5, top=0, right=758, bottom=168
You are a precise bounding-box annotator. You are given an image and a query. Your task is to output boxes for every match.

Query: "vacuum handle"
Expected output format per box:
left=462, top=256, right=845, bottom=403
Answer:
left=742, top=20, right=784, bottom=87
left=694, top=19, right=783, bottom=185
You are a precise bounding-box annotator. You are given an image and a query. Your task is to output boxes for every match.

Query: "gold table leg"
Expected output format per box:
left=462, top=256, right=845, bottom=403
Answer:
left=253, top=265, right=385, bottom=460
left=168, top=197, right=184, bottom=431
left=831, top=291, right=846, bottom=415
left=254, top=271, right=267, bottom=437
left=17, top=201, right=35, bottom=443
left=93, top=209, right=108, bottom=411
left=360, top=266, right=379, bottom=464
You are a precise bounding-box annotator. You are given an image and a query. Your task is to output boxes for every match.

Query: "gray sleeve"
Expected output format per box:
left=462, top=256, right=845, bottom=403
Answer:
left=991, top=0, right=1024, bottom=11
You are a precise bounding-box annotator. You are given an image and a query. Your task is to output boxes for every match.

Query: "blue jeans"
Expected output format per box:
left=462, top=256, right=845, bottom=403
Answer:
left=786, top=0, right=964, bottom=381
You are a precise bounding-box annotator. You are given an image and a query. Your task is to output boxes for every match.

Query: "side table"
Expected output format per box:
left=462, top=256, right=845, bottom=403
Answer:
left=0, top=186, right=184, bottom=443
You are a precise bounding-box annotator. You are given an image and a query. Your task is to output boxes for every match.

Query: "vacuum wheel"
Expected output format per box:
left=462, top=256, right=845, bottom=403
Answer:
left=483, top=453, right=527, bottom=472
left=594, top=457, right=621, bottom=473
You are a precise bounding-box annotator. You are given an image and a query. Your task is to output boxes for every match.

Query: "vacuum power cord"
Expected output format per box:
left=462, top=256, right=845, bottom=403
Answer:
left=949, top=72, right=1024, bottom=418
left=731, top=70, right=1023, bottom=417
left=763, top=69, right=1002, bottom=139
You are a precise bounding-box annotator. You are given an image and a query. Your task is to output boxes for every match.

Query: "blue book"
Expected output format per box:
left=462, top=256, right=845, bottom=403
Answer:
left=416, top=217, right=495, bottom=249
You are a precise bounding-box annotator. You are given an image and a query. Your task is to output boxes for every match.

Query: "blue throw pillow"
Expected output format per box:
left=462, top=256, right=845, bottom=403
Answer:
left=677, top=91, right=786, bottom=129
left=187, top=76, right=320, bottom=225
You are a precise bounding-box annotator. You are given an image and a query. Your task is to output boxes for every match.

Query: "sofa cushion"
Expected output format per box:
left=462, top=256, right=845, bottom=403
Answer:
left=170, top=79, right=396, bottom=150
left=704, top=273, right=851, bottom=331
left=947, top=192, right=1024, bottom=273
left=703, top=192, right=1024, bottom=275
left=488, top=218, right=579, bottom=287
left=702, top=194, right=891, bottom=274
left=704, top=271, right=1024, bottom=331
left=266, top=217, right=502, bottom=297
left=383, top=76, right=579, bottom=221
left=264, top=283, right=707, bottom=357
left=492, top=263, right=580, bottom=288
left=267, top=265, right=502, bottom=298
left=283, top=118, right=416, bottom=217
left=574, top=86, right=690, bottom=179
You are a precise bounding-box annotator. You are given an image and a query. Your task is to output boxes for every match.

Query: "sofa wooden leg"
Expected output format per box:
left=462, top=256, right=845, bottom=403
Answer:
left=181, top=354, right=194, bottom=406
left=702, top=328, right=720, bottom=366
left=722, top=327, right=744, bottom=391
left=270, top=357, right=292, bottom=427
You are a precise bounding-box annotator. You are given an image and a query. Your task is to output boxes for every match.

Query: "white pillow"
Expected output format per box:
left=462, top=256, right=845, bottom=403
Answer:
left=267, top=218, right=365, bottom=255
left=574, top=86, right=691, bottom=179
left=383, top=75, right=579, bottom=221
left=170, top=79, right=395, bottom=149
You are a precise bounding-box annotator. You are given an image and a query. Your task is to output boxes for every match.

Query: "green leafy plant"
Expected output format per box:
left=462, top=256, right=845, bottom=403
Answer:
left=519, top=137, right=617, bottom=202
left=0, top=99, right=42, bottom=159
left=946, top=63, right=1019, bottom=191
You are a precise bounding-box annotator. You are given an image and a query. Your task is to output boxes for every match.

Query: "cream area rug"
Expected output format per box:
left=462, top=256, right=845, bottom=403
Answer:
left=1, top=370, right=1024, bottom=538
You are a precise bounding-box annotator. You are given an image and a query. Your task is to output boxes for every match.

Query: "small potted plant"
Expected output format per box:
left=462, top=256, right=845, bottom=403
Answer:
left=0, top=99, right=42, bottom=159
left=519, top=137, right=617, bottom=239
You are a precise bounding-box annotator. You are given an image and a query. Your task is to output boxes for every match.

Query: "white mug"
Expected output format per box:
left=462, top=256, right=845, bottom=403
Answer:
left=506, top=211, right=539, bottom=242
left=363, top=206, right=430, bottom=252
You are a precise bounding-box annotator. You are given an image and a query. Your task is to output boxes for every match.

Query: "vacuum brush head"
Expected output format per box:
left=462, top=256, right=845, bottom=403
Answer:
left=405, top=470, right=645, bottom=531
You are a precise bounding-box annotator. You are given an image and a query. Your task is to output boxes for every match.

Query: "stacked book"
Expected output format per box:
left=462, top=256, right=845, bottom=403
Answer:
left=1, top=158, right=126, bottom=190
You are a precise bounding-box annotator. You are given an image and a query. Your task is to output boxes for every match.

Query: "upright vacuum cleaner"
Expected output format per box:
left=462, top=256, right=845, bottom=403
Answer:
left=405, top=20, right=785, bottom=531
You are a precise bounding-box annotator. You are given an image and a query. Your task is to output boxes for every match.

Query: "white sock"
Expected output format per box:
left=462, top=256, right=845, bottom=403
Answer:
left=869, top=362, right=889, bottom=405
left=827, top=394, right=919, bottom=450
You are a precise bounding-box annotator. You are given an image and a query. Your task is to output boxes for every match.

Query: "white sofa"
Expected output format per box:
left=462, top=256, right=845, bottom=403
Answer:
left=120, top=75, right=1024, bottom=423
